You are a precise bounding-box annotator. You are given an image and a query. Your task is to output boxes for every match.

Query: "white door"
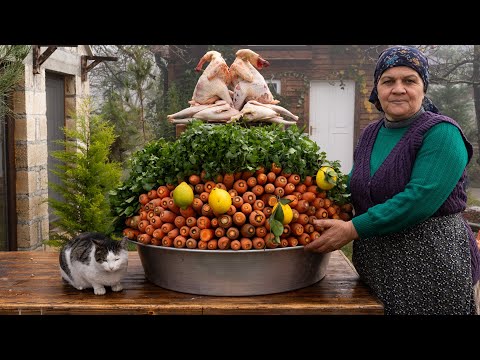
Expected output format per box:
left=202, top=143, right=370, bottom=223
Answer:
left=309, top=80, right=355, bottom=174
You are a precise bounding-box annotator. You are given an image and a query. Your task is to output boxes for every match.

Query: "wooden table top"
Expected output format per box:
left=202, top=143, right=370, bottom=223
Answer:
left=0, top=250, right=383, bottom=315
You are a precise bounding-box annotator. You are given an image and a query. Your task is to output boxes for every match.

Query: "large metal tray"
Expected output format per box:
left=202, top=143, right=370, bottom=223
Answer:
left=131, top=240, right=331, bottom=296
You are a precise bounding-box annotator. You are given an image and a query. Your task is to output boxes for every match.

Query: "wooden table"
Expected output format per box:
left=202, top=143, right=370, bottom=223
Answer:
left=0, top=250, right=383, bottom=315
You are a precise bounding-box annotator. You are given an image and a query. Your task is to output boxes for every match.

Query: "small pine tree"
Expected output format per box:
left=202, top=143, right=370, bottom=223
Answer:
left=46, top=99, right=122, bottom=247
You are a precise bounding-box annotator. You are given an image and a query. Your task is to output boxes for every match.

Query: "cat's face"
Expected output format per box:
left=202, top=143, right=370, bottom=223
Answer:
left=93, top=237, right=129, bottom=272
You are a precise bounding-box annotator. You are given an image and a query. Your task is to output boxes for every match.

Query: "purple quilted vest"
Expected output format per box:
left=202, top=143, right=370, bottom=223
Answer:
left=350, top=111, right=480, bottom=283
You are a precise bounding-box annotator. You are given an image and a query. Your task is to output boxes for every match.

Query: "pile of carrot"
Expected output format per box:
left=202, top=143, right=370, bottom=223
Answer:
left=123, top=163, right=353, bottom=250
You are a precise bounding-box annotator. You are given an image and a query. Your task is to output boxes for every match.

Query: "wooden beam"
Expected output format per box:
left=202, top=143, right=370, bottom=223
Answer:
left=81, top=55, right=118, bottom=81
left=32, top=45, right=58, bottom=74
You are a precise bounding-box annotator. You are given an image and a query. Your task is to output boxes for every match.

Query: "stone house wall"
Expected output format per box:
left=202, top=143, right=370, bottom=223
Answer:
left=12, top=46, right=92, bottom=250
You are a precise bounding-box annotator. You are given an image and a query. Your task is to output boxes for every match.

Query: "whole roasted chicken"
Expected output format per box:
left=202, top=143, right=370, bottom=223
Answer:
left=229, top=49, right=280, bottom=110
left=189, top=51, right=232, bottom=106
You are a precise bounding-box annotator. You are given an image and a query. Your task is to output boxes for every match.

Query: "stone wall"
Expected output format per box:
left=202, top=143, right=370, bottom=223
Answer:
left=13, top=46, right=91, bottom=250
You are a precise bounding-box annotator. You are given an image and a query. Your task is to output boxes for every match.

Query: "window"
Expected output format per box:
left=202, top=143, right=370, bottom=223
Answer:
left=266, top=79, right=281, bottom=95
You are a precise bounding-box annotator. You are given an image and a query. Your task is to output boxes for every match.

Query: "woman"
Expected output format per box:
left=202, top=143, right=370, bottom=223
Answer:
left=305, top=46, right=480, bottom=315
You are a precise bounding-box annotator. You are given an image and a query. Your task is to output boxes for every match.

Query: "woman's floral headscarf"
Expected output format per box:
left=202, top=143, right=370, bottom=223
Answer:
left=368, top=45, right=439, bottom=113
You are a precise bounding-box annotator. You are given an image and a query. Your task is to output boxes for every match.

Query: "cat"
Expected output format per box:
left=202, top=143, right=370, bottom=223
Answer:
left=59, top=232, right=129, bottom=295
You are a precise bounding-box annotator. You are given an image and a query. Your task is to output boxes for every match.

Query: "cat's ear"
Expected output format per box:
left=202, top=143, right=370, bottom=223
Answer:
left=91, top=238, right=104, bottom=247
left=119, top=237, right=128, bottom=249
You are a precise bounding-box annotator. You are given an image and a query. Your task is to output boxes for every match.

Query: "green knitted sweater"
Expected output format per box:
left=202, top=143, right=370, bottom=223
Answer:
left=350, top=122, right=468, bottom=238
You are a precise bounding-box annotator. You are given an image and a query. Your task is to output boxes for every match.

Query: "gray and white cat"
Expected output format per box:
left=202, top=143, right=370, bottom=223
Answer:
left=59, top=232, right=129, bottom=295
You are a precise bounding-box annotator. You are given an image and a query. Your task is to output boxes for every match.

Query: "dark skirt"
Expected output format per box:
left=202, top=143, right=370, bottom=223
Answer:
left=352, top=213, right=476, bottom=315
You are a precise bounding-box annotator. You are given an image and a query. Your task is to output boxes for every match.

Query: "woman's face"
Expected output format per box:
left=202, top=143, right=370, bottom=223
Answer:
left=377, top=66, right=425, bottom=121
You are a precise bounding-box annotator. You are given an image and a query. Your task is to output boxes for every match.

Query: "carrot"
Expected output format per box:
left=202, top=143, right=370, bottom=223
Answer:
left=251, top=184, right=264, bottom=197
left=218, top=214, right=233, bottom=228
left=304, top=224, right=314, bottom=234
left=156, top=185, right=170, bottom=199
left=307, top=185, right=319, bottom=194
left=280, top=238, right=289, bottom=247
left=215, top=227, right=226, bottom=238
left=323, top=198, right=332, bottom=208
left=188, top=174, right=200, bottom=186
left=201, top=203, right=214, bottom=217
left=307, top=205, right=316, bottom=216
left=226, top=227, right=240, bottom=240
left=149, top=216, right=163, bottom=229
left=200, top=228, right=215, bottom=242
left=298, top=233, right=311, bottom=246
left=197, top=216, right=211, bottom=229
left=137, top=233, right=152, bottom=245
left=153, top=205, right=164, bottom=217
left=255, top=166, right=266, bottom=175
left=228, top=189, right=238, bottom=198
left=159, top=210, right=176, bottom=224
left=302, top=191, right=316, bottom=203
left=240, top=203, right=253, bottom=216
left=226, top=205, right=237, bottom=216
left=180, top=206, right=196, bottom=218
left=217, top=236, right=231, bottom=250
left=210, top=217, right=219, bottom=228
left=249, top=210, right=266, bottom=227
left=233, top=179, right=248, bottom=194
left=274, top=187, right=285, bottom=198
left=297, top=213, right=310, bottom=226
left=167, top=198, right=180, bottom=214
left=274, top=176, right=287, bottom=188
left=252, top=237, right=265, bottom=249
left=161, top=236, right=173, bottom=247
left=223, top=173, right=235, bottom=189
left=124, top=228, right=140, bottom=240
left=204, top=181, right=216, bottom=193
left=295, top=200, right=310, bottom=214
left=264, top=183, right=275, bottom=194
left=341, top=203, right=354, bottom=213
left=253, top=199, right=265, bottom=211
left=255, top=226, right=267, bottom=238
left=242, top=191, right=256, bottom=205
left=216, top=183, right=227, bottom=191
left=151, top=237, right=162, bottom=246
left=147, top=189, right=159, bottom=200
left=256, top=173, right=267, bottom=185
left=284, top=183, right=296, bottom=195
left=290, top=223, right=304, bottom=236
left=262, top=207, right=273, bottom=218
left=282, top=224, right=291, bottom=237
left=291, top=208, right=300, bottom=222
left=186, top=238, right=198, bottom=249
left=312, top=198, right=325, bottom=209
left=152, top=228, right=166, bottom=240
left=288, top=174, right=301, bottom=185
left=240, top=238, right=253, bottom=250
left=287, top=236, right=298, bottom=247
left=232, top=195, right=244, bottom=208
left=167, top=228, right=180, bottom=240
left=233, top=212, right=247, bottom=227
left=174, top=216, right=186, bottom=228
left=240, top=223, right=256, bottom=238
left=180, top=225, right=190, bottom=237
left=241, top=170, right=255, bottom=181
left=230, top=239, right=241, bottom=251
left=295, top=183, right=307, bottom=193
left=160, top=197, right=171, bottom=209
left=303, top=176, right=313, bottom=186
left=199, top=192, right=209, bottom=203
left=145, top=224, right=155, bottom=236
left=264, top=233, right=279, bottom=249
left=138, top=220, right=150, bottom=233
left=197, top=240, right=208, bottom=250
left=189, top=226, right=200, bottom=240
left=266, top=172, right=277, bottom=183
left=271, top=163, right=282, bottom=175
left=139, top=193, right=150, bottom=206
left=166, top=183, right=176, bottom=191
left=173, top=235, right=187, bottom=248
left=207, top=239, right=218, bottom=250
left=246, top=176, right=257, bottom=188
left=145, top=198, right=162, bottom=212
left=185, top=216, right=197, bottom=227
left=192, top=198, right=204, bottom=213
left=339, top=212, right=351, bottom=221
left=194, top=183, right=205, bottom=194
left=315, top=207, right=328, bottom=219
left=310, top=231, right=321, bottom=241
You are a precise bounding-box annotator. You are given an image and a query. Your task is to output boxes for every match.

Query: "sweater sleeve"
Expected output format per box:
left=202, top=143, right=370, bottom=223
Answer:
left=352, top=122, right=468, bottom=238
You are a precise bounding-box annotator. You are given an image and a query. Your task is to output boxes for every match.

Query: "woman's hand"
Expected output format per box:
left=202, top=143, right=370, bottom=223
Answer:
left=304, top=220, right=359, bottom=253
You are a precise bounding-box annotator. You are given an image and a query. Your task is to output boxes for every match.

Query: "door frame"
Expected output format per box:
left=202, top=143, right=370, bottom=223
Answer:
left=5, top=97, right=17, bottom=250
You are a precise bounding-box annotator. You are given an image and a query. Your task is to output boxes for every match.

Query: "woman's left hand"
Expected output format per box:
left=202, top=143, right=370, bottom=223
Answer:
left=304, top=220, right=359, bottom=253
